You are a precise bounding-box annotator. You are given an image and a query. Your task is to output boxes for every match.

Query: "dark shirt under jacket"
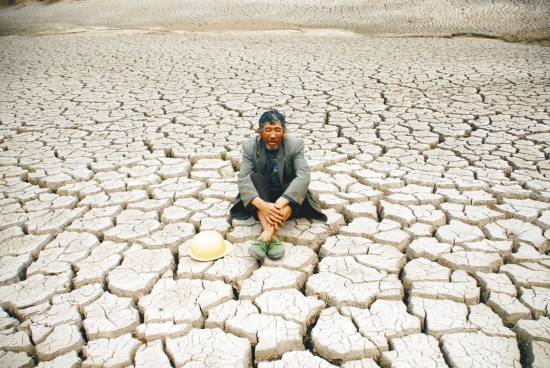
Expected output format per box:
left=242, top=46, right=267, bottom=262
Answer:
left=264, top=148, right=282, bottom=190
left=264, top=147, right=296, bottom=204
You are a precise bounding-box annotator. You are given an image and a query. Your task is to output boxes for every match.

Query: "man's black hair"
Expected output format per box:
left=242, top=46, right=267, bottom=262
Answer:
left=258, top=110, right=286, bottom=131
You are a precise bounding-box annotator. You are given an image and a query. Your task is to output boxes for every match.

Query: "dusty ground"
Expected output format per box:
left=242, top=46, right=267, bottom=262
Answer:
left=0, top=0, right=549, bottom=42
left=0, top=28, right=549, bottom=367
left=0, top=1, right=549, bottom=368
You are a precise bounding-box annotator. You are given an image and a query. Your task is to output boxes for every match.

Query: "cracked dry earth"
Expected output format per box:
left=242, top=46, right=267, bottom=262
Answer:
left=0, top=30, right=549, bottom=368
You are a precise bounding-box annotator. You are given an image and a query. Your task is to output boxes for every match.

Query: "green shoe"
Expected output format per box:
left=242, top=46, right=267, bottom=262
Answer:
left=249, top=239, right=269, bottom=260
left=267, top=237, right=285, bottom=260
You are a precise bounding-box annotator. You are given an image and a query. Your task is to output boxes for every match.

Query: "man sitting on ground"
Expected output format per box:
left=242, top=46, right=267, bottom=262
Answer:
left=230, top=110, right=327, bottom=260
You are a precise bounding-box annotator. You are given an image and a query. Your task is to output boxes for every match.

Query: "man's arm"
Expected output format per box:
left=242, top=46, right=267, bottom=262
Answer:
left=274, top=196, right=290, bottom=209
left=282, top=139, right=310, bottom=204
left=237, top=140, right=260, bottom=208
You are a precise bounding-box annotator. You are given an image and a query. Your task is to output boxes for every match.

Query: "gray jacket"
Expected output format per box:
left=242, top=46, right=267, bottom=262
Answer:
left=230, top=135, right=327, bottom=221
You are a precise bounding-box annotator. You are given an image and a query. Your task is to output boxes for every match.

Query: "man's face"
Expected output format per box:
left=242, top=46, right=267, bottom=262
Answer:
left=259, top=121, right=284, bottom=150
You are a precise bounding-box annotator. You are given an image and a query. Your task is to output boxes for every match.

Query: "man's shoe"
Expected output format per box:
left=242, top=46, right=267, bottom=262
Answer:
left=249, top=239, right=269, bottom=260
left=267, top=237, right=285, bottom=260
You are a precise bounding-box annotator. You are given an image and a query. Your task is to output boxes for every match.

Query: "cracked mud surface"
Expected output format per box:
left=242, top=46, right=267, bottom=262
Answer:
left=0, top=29, right=549, bottom=367
left=0, top=0, right=549, bottom=43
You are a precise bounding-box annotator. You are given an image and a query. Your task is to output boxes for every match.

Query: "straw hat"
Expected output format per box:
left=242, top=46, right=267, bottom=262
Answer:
left=189, top=230, right=234, bottom=261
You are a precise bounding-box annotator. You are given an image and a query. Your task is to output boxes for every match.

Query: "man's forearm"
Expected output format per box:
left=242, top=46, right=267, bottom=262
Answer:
left=274, top=196, right=290, bottom=208
left=251, top=196, right=263, bottom=208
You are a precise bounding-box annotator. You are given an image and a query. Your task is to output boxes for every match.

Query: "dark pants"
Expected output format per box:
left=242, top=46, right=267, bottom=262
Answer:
left=248, top=173, right=300, bottom=220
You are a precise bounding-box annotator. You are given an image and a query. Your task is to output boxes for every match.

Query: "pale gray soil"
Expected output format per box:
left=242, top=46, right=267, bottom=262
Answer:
left=0, top=0, right=549, bottom=41
left=0, top=2, right=549, bottom=367
left=0, top=29, right=549, bottom=367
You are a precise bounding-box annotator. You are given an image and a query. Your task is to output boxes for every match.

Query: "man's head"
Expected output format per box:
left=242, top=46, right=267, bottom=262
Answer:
left=258, top=110, right=285, bottom=150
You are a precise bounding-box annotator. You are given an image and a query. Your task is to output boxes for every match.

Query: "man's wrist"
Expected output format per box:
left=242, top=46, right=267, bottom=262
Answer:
left=275, top=197, right=290, bottom=208
left=251, top=197, right=262, bottom=208
left=281, top=194, right=297, bottom=205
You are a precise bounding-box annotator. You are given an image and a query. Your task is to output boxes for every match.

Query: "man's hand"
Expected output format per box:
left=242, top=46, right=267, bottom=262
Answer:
left=252, top=197, right=284, bottom=229
left=274, top=197, right=290, bottom=209
left=272, top=197, right=291, bottom=231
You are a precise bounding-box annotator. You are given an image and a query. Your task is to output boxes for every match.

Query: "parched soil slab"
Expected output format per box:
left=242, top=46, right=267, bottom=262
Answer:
left=342, top=299, right=421, bottom=352
left=257, top=350, right=336, bottom=368
left=312, top=307, right=379, bottom=364
left=82, top=292, right=140, bottom=340
left=441, top=331, right=521, bottom=368
left=166, top=328, right=251, bottom=367
left=380, top=333, right=447, bottom=367
left=82, top=333, right=142, bottom=368
left=306, top=272, right=402, bottom=308
left=138, top=278, right=233, bottom=326
left=238, top=267, right=308, bottom=300
left=205, top=299, right=306, bottom=362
